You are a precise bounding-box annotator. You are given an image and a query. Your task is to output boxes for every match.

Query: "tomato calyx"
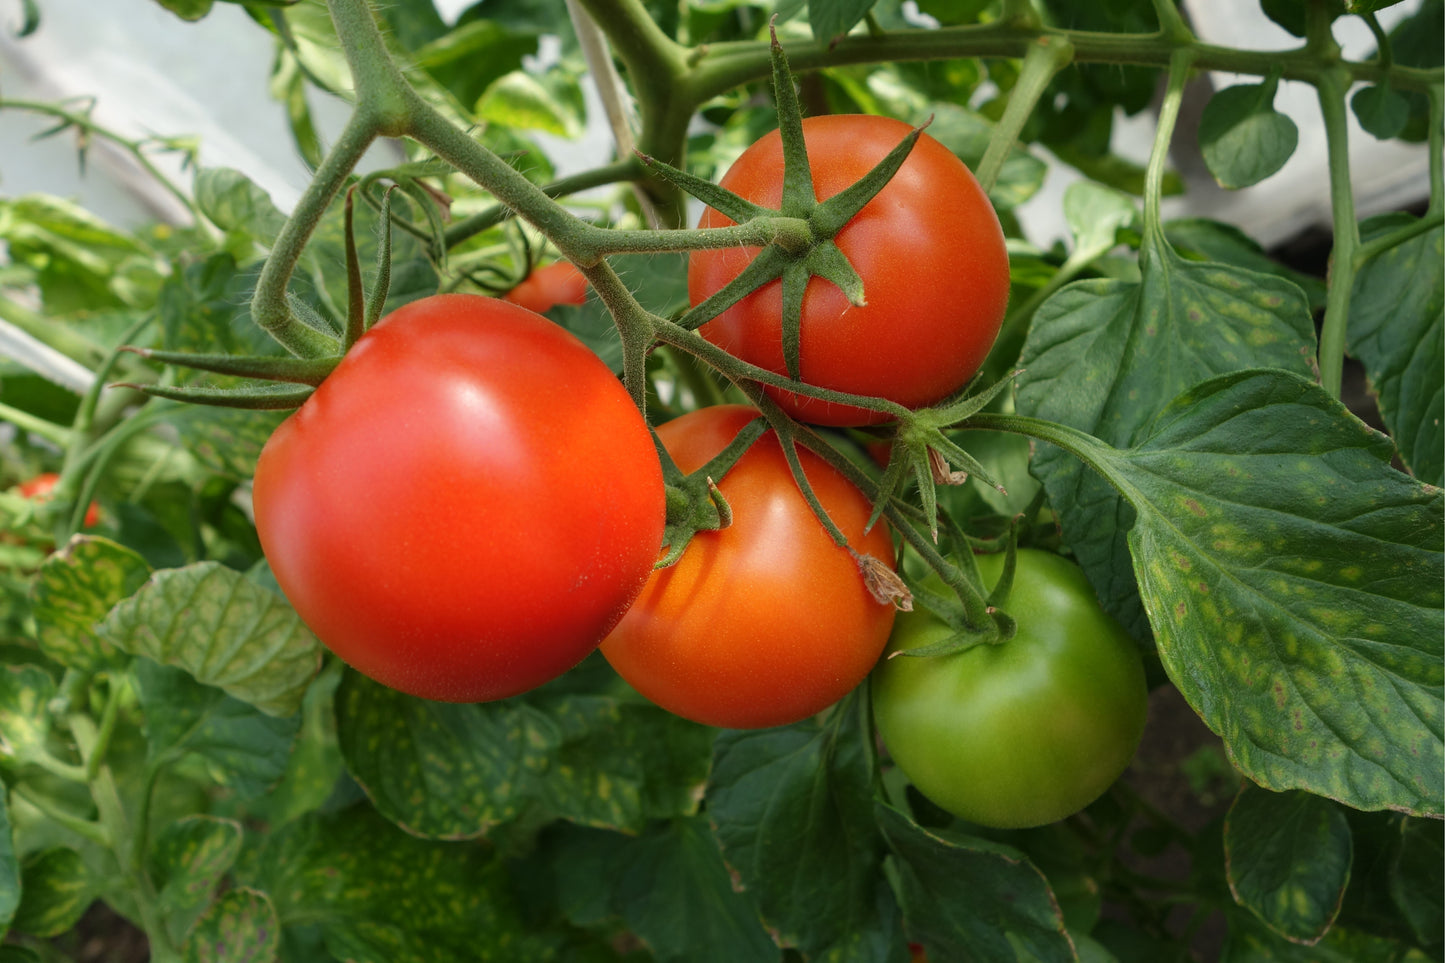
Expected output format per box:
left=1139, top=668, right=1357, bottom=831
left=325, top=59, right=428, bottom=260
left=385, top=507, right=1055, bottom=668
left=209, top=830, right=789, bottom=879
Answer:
left=655, top=414, right=767, bottom=568
left=639, top=27, right=927, bottom=387
left=865, top=374, right=1020, bottom=541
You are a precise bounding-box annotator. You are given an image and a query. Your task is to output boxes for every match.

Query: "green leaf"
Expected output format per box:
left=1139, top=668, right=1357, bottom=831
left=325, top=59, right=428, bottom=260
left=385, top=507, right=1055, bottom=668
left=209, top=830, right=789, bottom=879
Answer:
left=1077, top=369, right=1444, bottom=814
left=1351, top=84, right=1411, bottom=140
left=30, top=535, right=152, bottom=671
left=1165, top=219, right=1328, bottom=312
left=157, top=253, right=283, bottom=359
left=708, top=697, right=893, bottom=958
left=335, top=668, right=713, bottom=839
left=876, top=805, right=1074, bottom=962
left=1224, top=785, right=1352, bottom=943
left=181, top=888, right=279, bottom=963
left=12, top=848, right=93, bottom=939
left=1222, top=912, right=1433, bottom=961
left=152, top=0, right=214, bottom=19
left=244, top=806, right=550, bottom=963
left=1063, top=180, right=1139, bottom=261
left=1259, top=0, right=1345, bottom=38
left=475, top=71, right=578, bottom=137
left=809, top=0, right=876, bottom=43
left=1199, top=82, right=1299, bottom=189
left=0, top=790, right=18, bottom=936
left=133, top=661, right=302, bottom=799
left=0, top=195, right=157, bottom=314
left=1017, top=233, right=1317, bottom=640
left=1347, top=215, right=1443, bottom=486
left=195, top=169, right=289, bottom=247
left=151, top=815, right=245, bottom=942
left=545, top=817, right=782, bottom=963
left=412, top=19, right=538, bottom=110
left=1389, top=817, right=1444, bottom=950
left=98, top=561, right=322, bottom=717
left=915, top=0, right=993, bottom=24
left=0, top=665, right=57, bottom=769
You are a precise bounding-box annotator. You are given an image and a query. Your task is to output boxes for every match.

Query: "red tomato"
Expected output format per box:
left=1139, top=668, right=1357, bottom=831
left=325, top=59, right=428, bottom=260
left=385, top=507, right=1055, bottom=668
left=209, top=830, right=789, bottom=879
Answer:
left=252, top=294, right=664, bottom=703
left=19, top=473, right=101, bottom=528
left=688, top=115, right=1010, bottom=427
left=600, top=404, right=897, bottom=728
left=502, top=261, right=589, bottom=314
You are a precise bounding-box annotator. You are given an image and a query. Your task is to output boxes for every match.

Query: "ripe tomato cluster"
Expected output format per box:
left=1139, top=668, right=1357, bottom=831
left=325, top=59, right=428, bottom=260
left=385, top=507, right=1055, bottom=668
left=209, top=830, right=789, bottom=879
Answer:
left=252, top=112, right=1140, bottom=824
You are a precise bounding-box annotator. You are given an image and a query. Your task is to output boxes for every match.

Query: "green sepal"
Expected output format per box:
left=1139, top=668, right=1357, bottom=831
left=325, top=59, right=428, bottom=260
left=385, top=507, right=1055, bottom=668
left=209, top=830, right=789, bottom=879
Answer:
left=125, top=348, right=338, bottom=386
left=365, top=186, right=397, bottom=332
left=656, top=417, right=768, bottom=569
left=116, top=382, right=314, bottom=410
left=780, top=261, right=808, bottom=381
left=769, top=26, right=816, bottom=219
left=344, top=187, right=366, bottom=349
left=809, top=123, right=924, bottom=237
left=637, top=152, right=774, bottom=225
left=678, top=244, right=791, bottom=331
left=285, top=293, right=344, bottom=352
left=802, top=239, right=865, bottom=307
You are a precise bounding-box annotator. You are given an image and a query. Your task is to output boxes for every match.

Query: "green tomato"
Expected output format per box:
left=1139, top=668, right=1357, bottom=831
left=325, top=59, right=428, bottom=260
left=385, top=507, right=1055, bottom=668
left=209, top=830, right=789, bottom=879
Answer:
left=872, top=549, right=1148, bottom=829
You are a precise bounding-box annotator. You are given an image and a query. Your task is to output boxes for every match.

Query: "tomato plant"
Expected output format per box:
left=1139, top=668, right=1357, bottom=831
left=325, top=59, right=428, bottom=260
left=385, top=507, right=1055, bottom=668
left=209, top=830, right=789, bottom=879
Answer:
left=16, top=472, right=100, bottom=528
left=252, top=294, right=665, bottom=703
left=502, top=260, right=589, bottom=314
left=872, top=549, right=1148, bottom=829
left=688, top=115, right=1010, bottom=427
left=600, top=404, right=897, bottom=728
left=1, top=1, right=1439, bottom=960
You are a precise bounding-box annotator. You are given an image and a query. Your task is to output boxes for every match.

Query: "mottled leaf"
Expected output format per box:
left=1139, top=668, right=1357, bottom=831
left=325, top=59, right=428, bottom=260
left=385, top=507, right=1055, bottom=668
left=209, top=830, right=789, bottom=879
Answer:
left=12, top=848, right=92, bottom=938
left=133, top=661, right=301, bottom=799
left=546, top=817, right=782, bottom=963
left=1200, top=82, right=1299, bottom=189
left=876, top=804, right=1074, bottom=963
left=0, top=666, right=57, bottom=770
left=181, top=888, right=279, bottom=963
left=708, top=696, right=891, bottom=957
left=335, top=669, right=713, bottom=839
left=1071, top=369, right=1444, bottom=813
left=1347, top=215, right=1443, bottom=486
left=30, top=535, right=151, bottom=671
left=1017, top=230, right=1317, bottom=640
left=1225, top=785, right=1352, bottom=943
left=98, top=561, right=322, bottom=717
left=243, top=806, right=550, bottom=963
left=151, top=815, right=245, bottom=942
left=1165, top=219, right=1327, bottom=312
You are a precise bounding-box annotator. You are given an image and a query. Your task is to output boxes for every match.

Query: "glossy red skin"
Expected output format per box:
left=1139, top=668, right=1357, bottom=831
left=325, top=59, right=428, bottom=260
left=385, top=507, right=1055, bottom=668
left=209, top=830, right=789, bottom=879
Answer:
left=600, top=405, right=897, bottom=728
left=502, top=261, right=589, bottom=314
left=252, top=294, right=664, bottom=703
left=688, top=115, right=1010, bottom=427
left=19, top=473, right=100, bottom=528
left=872, top=550, right=1148, bottom=829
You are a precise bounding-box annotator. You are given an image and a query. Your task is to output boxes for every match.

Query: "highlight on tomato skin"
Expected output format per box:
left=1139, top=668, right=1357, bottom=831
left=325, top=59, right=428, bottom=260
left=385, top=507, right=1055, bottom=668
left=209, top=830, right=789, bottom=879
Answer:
left=600, top=404, right=899, bottom=729
left=688, top=114, right=1011, bottom=428
left=502, top=260, right=589, bottom=314
left=251, top=293, right=666, bottom=704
